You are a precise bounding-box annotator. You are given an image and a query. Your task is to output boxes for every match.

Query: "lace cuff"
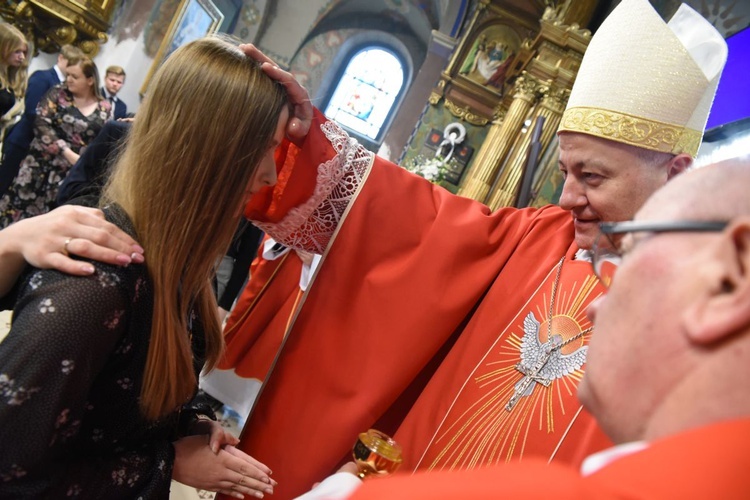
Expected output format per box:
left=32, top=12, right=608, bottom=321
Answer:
left=251, top=120, right=373, bottom=254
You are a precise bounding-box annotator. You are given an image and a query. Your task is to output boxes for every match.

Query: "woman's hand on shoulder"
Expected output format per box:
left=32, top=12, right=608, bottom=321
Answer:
left=173, top=435, right=277, bottom=498
left=5, top=205, right=144, bottom=275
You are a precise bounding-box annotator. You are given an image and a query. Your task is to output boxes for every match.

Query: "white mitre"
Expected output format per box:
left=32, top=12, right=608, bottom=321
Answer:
left=558, top=0, right=728, bottom=157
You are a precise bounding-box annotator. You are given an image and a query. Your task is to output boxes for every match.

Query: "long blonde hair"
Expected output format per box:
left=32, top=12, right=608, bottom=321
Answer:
left=103, top=36, right=287, bottom=420
left=0, top=23, right=28, bottom=97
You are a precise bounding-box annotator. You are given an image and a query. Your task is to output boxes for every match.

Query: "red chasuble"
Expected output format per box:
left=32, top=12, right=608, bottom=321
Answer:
left=350, top=418, right=750, bottom=499
left=218, top=111, right=611, bottom=500
left=396, top=254, right=607, bottom=471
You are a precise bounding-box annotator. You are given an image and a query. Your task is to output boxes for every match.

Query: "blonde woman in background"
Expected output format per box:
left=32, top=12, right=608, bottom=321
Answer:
left=0, top=57, right=111, bottom=227
left=0, top=23, right=28, bottom=148
left=0, top=36, right=285, bottom=498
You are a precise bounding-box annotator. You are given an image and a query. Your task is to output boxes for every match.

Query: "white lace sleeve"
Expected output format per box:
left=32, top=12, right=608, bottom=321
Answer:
left=251, top=120, right=374, bottom=254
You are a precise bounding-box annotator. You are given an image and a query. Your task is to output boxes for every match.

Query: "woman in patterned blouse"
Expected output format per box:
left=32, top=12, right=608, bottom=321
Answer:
left=0, top=57, right=110, bottom=228
left=0, top=36, right=286, bottom=498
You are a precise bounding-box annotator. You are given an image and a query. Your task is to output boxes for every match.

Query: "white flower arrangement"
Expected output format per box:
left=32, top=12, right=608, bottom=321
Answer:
left=405, top=122, right=467, bottom=184
left=405, top=151, right=463, bottom=184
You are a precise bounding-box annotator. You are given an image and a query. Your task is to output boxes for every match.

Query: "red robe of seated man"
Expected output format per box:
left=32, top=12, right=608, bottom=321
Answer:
left=349, top=419, right=750, bottom=500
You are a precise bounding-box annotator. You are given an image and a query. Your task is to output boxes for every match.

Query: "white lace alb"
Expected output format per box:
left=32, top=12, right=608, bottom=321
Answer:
left=252, top=120, right=374, bottom=254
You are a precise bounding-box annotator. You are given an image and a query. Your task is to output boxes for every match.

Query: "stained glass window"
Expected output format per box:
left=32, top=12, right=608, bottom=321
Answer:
left=323, top=47, right=405, bottom=141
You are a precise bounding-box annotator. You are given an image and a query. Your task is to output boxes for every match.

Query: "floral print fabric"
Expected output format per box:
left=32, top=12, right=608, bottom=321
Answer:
left=0, top=205, right=213, bottom=499
left=0, top=85, right=111, bottom=228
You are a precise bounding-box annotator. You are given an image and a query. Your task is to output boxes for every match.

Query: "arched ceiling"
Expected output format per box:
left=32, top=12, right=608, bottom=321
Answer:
left=307, top=0, right=442, bottom=46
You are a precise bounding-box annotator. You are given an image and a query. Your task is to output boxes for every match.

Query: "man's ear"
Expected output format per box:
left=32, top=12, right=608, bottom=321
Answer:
left=666, top=153, right=692, bottom=180
left=682, top=220, right=750, bottom=344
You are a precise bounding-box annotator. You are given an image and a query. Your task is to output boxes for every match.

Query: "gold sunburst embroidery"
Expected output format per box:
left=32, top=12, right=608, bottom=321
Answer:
left=424, top=271, right=601, bottom=471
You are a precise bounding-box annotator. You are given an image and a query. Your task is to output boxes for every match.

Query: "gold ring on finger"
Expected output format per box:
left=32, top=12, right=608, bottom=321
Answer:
left=62, top=238, right=72, bottom=256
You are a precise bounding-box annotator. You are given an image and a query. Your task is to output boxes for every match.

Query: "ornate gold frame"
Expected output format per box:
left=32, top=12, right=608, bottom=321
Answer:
left=2, top=0, right=116, bottom=56
left=139, top=0, right=224, bottom=96
left=430, top=1, right=540, bottom=125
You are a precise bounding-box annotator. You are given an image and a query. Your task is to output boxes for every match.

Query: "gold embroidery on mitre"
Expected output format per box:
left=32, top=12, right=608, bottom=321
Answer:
left=559, top=106, right=702, bottom=157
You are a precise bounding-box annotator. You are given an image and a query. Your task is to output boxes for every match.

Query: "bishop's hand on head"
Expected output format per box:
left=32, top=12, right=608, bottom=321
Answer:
left=239, top=43, right=313, bottom=145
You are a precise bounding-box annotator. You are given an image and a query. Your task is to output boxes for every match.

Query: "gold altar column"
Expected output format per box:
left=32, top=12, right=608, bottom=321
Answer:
left=486, top=84, right=568, bottom=209
left=528, top=87, right=570, bottom=205
left=458, top=73, right=541, bottom=202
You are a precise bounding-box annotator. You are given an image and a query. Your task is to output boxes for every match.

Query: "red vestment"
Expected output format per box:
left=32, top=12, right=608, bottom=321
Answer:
left=349, top=418, right=750, bottom=499
left=218, top=112, right=611, bottom=500
left=219, top=237, right=303, bottom=380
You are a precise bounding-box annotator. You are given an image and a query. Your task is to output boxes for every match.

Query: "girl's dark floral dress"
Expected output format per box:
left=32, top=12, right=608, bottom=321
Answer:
left=0, top=84, right=111, bottom=228
left=0, top=205, right=216, bottom=498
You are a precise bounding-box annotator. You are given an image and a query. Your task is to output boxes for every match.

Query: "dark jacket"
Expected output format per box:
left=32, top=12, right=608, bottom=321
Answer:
left=101, top=87, right=128, bottom=120
left=56, top=120, right=131, bottom=206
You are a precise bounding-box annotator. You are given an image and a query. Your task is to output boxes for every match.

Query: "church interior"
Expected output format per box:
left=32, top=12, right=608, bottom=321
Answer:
left=4, top=0, right=749, bottom=211
left=1, top=0, right=750, bottom=498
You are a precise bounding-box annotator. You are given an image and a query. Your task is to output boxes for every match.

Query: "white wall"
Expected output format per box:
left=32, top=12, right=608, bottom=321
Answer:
left=256, top=0, right=330, bottom=67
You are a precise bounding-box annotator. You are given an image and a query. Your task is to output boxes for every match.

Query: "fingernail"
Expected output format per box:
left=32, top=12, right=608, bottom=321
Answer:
left=131, top=252, right=145, bottom=264
left=132, top=245, right=145, bottom=254
left=211, top=443, right=219, bottom=454
left=233, top=494, right=244, bottom=499
left=116, top=254, right=132, bottom=265
left=81, top=264, right=95, bottom=274
left=265, top=488, right=273, bottom=494
left=255, top=493, right=264, bottom=499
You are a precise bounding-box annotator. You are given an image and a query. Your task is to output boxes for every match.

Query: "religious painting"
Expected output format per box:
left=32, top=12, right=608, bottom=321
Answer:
left=457, top=24, right=521, bottom=96
left=139, top=0, right=224, bottom=95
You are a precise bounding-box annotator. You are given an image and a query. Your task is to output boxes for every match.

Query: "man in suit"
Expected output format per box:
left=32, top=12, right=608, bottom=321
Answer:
left=300, top=156, right=750, bottom=499
left=100, top=65, right=128, bottom=120
left=0, top=44, right=83, bottom=197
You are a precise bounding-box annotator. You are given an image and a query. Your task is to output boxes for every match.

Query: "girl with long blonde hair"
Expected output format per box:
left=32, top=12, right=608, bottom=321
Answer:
left=0, top=23, right=28, bottom=144
left=0, top=36, right=287, bottom=498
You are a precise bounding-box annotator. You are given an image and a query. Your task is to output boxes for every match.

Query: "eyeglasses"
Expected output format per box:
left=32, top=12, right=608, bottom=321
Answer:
left=592, top=220, right=728, bottom=287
